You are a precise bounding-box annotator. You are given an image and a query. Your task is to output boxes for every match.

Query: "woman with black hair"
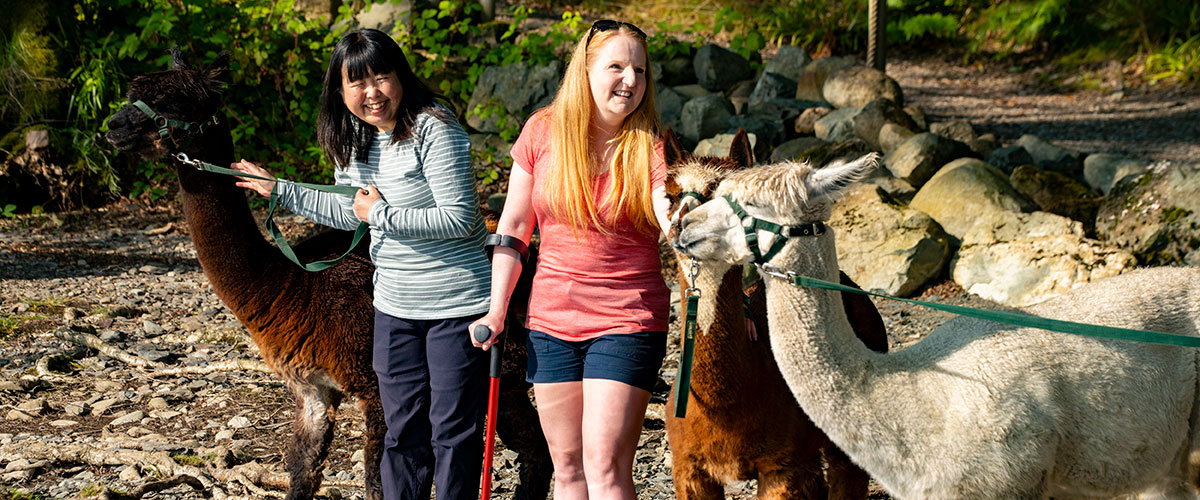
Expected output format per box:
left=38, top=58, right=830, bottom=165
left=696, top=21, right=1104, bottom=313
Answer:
left=232, top=28, right=491, bottom=500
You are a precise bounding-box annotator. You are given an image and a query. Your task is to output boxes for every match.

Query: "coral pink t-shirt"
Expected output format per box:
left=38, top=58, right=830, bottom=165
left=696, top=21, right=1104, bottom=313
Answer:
left=510, top=110, right=670, bottom=341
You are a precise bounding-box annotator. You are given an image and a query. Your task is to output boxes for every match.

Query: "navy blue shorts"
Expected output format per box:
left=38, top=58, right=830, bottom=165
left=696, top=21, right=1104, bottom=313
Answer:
left=525, top=330, right=667, bottom=392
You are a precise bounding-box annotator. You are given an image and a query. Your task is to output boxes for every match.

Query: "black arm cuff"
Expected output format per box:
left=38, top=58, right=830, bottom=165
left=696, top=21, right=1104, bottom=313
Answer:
left=485, top=234, right=529, bottom=264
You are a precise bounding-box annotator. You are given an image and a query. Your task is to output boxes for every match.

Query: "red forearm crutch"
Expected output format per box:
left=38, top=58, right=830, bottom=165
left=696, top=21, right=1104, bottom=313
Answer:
left=473, top=325, right=502, bottom=500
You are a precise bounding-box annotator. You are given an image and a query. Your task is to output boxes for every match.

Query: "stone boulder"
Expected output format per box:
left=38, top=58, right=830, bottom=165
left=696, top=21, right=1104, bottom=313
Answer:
left=656, top=86, right=686, bottom=137
left=1096, top=161, right=1200, bottom=266
left=863, top=175, right=917, bottom=204
left=794, top=106, right=834, bottom=135
left=694, top=133, right=758, bottom=159
left=814, top=107, right=862, bottom=143
left=851, top=98, right=919, bottom=151
left=660, top=56, right=695, bottom=87
left=763, top=45, right=811, bottom=82
left=1009, top=165, right=1101, bottom=234
left=830, top=184, right=951, bottom=296
left=882, top=132, right=974, bottom=187
left=769, top=137, right=827, bottom=163
left=694, top=44, right=754, bottom=92
left=673, top=84, right=712, bottom=100
left=793, top=139, right=873, bottom=167
left=726, top=116, right=781, bottom=159
left=967, top=133, right=998, bottom=160
left=952, top=211, right=1135, bottom=307
left=878, top=122, right=916, bottom=153
left=929, top=120, right=976, bottom=144
left=987, top=145, right=1035, bottom=174
left=354, top=0, right=412, bottom=31
left=909, top=158, right=1038, bottom=242
left=1083, top=153, right=1152, bottom=195
left=1015, top=134, right=1084, bottom=178
left=679, top=94, right=736, bottom=144
left=822, top=65, right=904, bottom=110
left=794, top=56, right=855, bottom=103
left=466, top=61, right=562, bottom=133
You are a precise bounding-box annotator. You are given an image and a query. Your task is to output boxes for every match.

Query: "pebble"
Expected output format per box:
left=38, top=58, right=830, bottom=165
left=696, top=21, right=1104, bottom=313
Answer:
left=17, top=398, right=47, bottom=415
left=50, top=420, right=78, bottom=428
left=118, top=465, right=141, bottom=482
left=109, top=410, right=145, bottom=427
left=91, top=399, right=121, bottom=416
left=63, top=401, right=90, bottom=416
left=6, top=409, right=33, bottom=421
left=227, top=415, right=252, bottom=429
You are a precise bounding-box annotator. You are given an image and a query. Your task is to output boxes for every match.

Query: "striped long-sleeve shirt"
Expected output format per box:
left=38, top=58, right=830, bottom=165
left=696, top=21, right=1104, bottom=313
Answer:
left=277, top=105, right=491, bottom=320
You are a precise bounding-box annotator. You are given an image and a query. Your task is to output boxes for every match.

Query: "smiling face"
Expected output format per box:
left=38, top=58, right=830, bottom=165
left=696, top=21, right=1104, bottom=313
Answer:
left=342, top=67, right=402, bottom=132
left=587, top=34, right=647, bottom=128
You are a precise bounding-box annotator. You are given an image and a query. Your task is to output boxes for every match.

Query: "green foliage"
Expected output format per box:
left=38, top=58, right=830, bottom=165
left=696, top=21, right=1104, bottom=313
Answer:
left=395, top=2, right=584, bottom=104
left=1143, top=34, right=1200, bottom=84
left=894, top=13, right=960, bottom=42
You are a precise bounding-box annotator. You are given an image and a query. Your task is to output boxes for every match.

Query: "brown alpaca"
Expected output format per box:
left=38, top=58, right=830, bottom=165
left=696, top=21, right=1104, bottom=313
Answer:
left=104, top=49, right=550, bottom=500
left=662, top=130, right=889, bottom=500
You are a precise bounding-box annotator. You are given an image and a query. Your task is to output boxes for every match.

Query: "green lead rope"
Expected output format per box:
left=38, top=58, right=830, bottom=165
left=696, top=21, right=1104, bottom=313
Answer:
left=179, top=153, right=370, bottom=272
left=776, top=270, right=1200, bottom=348
left=673, top=292, right=700, bottom=418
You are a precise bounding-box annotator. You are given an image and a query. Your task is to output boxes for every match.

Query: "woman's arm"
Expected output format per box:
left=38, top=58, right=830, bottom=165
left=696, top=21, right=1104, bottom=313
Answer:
left=652, top=185, right=672, bottom=240
left=367, top=117, right=478, bottom=239
left=232, top=159, right=361, bottom=231
left=468, top=164, right=537, bottom=348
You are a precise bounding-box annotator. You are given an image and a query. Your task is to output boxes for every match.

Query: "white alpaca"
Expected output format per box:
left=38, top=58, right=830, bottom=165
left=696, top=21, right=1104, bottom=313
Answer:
left=672, top=154, right=1200, bottom=500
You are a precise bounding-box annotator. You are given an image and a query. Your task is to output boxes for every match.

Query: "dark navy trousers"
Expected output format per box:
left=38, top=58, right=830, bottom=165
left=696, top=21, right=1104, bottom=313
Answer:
left=373, top=309, right=487, bottom=500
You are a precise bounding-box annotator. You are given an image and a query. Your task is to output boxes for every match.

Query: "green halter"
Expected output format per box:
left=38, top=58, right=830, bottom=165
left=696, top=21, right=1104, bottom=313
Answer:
left=722, top=195, right=826, bottom=264
left=130, top=100, right=220, bottom=149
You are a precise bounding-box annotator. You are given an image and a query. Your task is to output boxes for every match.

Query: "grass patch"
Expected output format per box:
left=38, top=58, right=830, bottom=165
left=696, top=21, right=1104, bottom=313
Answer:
left=0, top=489, right=46, bottom=500
left=171, top=453, right=207, bottom=466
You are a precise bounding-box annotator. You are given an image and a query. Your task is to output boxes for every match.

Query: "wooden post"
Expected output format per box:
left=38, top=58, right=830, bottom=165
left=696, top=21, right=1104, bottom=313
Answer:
left=868, top=0, right=886, bottom=72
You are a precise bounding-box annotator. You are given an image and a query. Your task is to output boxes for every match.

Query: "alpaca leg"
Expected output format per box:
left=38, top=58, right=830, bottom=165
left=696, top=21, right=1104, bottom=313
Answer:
left=757, top=451, right=826, bottom=500
left=670, top=458, right=723, bottom=500
left=496, top=374, right=553, bottom=500
left=285, top=381, right=342, bottom=500
left=821, top=444, right=869, bottom=500
left=358, top=395, right=385, bottom=500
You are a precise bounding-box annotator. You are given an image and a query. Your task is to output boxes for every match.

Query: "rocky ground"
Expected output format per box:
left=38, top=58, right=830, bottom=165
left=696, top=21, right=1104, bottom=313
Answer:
left=0, top=54, right=1194, bottom=499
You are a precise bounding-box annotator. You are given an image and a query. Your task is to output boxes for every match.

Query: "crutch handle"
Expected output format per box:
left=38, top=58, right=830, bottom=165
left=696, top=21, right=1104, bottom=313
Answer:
left=473, top=324, right=492, bottom=344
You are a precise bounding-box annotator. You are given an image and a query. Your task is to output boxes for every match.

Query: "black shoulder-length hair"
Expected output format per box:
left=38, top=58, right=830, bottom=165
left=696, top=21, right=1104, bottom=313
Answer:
left=317, top=28, right=447, bottom=169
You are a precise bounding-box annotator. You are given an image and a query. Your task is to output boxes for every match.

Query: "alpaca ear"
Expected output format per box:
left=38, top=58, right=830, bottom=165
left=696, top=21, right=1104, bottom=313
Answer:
left=205, top=51, right=230, bottom=83
left=806, top=152, right=879, bottom=203
left=729, top=129, right=753, bottom=168
left=663, top=128, right=686, bottom=166
left=170, top=46, right=189, bottom=70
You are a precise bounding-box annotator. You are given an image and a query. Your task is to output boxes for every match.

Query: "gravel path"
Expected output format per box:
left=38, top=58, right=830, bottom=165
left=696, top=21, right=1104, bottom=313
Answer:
left=0, top=55, right=1194, bottom=498
left=887, top=53, right=1200, bottom=164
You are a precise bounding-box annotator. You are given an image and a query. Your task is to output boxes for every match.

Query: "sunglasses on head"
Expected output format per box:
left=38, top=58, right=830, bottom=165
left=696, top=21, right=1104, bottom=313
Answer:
left=585, top=19, right=647, bottom=47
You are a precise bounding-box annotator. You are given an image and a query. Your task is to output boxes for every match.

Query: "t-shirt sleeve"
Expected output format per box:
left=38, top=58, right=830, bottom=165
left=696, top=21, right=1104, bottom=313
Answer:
left=510, top=109, right=550, bottom=175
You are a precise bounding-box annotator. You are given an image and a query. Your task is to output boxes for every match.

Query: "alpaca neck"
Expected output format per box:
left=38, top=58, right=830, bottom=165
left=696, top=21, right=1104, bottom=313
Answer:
left=679, top=259, right=771, bottom=401
left=761, top=236, right=911, bottom=467
left=173, top=121, right=285, bottom=309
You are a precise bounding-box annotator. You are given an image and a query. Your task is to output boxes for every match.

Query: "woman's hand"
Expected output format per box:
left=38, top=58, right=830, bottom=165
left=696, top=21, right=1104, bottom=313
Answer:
left=231, top=159, right=276, bottom=197
left=354, top=185, right=381, bottom=222
left=468, top=313, right=506, bottom=350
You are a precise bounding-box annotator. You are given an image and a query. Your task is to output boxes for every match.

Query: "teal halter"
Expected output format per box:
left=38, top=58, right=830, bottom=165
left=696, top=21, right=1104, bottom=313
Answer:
left=130, top=100, right=220, bottom=150
left=722, top=194, right=826, bottom=264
